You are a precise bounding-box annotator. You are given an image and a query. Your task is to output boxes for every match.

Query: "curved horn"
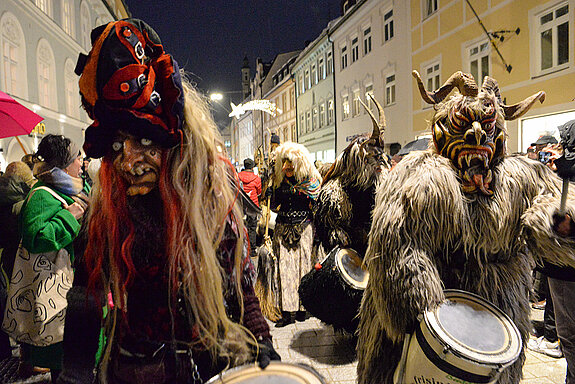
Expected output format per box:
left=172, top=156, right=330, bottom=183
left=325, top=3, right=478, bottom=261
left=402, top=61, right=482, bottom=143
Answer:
left=359, top=93, right=385, bottom=141
left=502, top=91, right=546, bottom=121
left=412, top=70, right=478, bottom=104
left=480, top=76, right=503, bottom=103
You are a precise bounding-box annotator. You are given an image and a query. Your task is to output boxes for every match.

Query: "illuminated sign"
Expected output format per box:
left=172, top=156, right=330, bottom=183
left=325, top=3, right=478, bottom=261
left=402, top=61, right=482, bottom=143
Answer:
left=229, top=100, right=282, bottom=118
left=30, top=122, right=46, bottom=135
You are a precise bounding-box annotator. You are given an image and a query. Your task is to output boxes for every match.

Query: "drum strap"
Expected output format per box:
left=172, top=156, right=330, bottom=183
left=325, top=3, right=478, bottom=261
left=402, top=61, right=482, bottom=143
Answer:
left=415, top=326, right=496, bottom=384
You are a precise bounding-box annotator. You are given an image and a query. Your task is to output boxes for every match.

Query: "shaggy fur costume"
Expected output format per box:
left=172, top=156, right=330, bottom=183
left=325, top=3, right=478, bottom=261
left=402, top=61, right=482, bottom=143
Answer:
left=303, top=95, right=389, bottom=331
left=357, top=72, right=575, bottom=384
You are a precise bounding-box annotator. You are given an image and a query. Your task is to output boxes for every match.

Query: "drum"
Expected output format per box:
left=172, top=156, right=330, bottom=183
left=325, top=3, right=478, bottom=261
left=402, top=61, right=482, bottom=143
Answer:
left=298, top=247, right=368, bottom=332
left=393, top=290, right=522, bottom=384
left=206, top=362, right=326, bottom=383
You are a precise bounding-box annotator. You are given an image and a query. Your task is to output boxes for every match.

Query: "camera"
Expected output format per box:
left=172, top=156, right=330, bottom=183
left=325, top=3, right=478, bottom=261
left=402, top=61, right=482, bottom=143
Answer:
left=538, top=151, right=552, bottom=164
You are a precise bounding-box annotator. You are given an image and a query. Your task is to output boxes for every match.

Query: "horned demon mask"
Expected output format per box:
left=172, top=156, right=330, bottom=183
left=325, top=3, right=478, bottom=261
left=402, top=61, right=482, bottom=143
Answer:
left=413, top=70, right=545, bottom=195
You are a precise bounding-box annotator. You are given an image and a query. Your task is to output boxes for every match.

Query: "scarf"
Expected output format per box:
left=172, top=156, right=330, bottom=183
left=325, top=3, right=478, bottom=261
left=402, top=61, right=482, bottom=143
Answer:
left=35, top=165, right=85, bottom=196
left=288, top=177, right=321, bottom=201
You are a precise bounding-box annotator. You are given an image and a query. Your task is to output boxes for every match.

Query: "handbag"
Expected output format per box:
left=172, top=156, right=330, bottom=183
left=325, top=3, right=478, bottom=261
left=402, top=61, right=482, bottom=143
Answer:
left=2, top=186, right=74, bottom=346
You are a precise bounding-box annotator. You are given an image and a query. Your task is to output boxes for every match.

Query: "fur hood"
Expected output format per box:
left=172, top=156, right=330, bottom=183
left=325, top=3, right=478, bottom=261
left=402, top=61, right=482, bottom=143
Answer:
left=272, top=142, right=321, bottom=187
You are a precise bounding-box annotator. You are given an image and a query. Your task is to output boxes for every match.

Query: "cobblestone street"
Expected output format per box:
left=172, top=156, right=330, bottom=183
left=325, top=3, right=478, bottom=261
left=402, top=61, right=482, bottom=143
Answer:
left=0, top=310, right=567, bottom=383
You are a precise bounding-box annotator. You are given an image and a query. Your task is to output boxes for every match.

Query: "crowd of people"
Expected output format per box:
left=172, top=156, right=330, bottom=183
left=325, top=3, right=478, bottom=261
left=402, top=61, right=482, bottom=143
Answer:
left=0, top=17, right=574, bottom=384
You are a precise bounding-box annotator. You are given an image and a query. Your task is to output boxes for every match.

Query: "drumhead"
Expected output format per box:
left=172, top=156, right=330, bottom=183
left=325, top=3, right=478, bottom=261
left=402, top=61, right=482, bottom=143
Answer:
left=335, top=248, right=369, bottom=290
left=425, top=290, right=522, bottom=365
left=206, top=362, right=326, bottom=384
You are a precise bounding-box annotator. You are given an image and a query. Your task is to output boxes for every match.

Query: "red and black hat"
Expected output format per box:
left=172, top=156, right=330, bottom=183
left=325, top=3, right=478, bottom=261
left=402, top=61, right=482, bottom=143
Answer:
left=76, top=18, right=185, bottom=158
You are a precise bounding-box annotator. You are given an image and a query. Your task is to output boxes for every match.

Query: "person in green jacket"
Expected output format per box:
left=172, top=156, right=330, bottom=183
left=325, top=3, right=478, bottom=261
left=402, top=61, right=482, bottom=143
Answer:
left=18, top=134, right=89, bottom=383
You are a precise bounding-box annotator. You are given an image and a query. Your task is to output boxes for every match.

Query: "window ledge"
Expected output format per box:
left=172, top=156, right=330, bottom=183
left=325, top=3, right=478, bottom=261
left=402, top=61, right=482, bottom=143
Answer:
left=532, top=65, right=570, bottom=79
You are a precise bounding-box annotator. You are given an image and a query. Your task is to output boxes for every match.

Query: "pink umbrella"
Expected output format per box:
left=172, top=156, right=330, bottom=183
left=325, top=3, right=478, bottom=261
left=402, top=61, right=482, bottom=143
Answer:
left=0, top=91, right=44, bottom=139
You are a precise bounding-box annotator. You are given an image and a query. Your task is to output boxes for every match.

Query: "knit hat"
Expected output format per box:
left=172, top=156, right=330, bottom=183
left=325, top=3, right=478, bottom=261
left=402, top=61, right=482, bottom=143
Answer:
left=271, top=134, right=280, bottom=145
left=76, top=18, right=185, bottom=158
left=531, top=135, right=558, bottom=146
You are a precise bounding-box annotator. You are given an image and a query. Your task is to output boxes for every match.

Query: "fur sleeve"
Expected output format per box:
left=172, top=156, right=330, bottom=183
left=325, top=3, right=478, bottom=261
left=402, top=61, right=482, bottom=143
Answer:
left=363, top=152, right=465, bottom=341
left=314, top=179, right=352, bottom=251
left=523, top=192, right=575, bottom=269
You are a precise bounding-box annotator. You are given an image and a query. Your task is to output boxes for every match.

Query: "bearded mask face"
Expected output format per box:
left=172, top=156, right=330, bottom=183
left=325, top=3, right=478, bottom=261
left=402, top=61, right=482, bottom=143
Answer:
left=413, top=70, right=546, bottom=196
left=433, top=94, right=505, bottom=195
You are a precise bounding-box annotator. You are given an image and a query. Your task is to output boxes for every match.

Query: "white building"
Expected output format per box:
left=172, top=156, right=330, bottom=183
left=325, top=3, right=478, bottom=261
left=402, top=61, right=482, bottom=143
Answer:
left=330, top=0, right=412, bottom=154
left=292, top=26, right=337, bottom=163
left=0, top=0, right=129, bottom=170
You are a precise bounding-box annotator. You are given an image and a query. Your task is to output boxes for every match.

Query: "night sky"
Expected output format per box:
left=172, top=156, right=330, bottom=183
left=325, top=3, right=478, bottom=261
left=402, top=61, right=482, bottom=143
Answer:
left=123, top=0, right=342, bottom=126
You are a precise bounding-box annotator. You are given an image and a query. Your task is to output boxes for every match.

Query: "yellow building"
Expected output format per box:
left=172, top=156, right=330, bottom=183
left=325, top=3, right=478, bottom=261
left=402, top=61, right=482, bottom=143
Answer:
left=411, top=0, right=575, bottom=152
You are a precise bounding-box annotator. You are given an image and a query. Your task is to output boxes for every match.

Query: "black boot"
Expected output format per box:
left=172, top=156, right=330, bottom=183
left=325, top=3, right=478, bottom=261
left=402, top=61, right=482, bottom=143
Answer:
left=296, top=311, right=307, bottom=322
left=275, top=312, right=295, bottom=328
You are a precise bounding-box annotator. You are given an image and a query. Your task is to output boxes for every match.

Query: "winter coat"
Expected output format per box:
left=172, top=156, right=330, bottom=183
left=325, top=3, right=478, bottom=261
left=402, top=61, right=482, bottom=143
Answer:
left=239, top=170, right=261, bottom=207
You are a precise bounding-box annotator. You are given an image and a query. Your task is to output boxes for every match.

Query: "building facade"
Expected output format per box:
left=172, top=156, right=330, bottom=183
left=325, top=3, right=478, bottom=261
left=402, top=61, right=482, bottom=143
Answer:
left=292, top=27, right=337, bottom=163
left=411, top=0, right=575, bottom=152
left=330, top=0, right=413, bottom=154
left=263, top=51, right=300, bottom=155
left=0, top=0, right=129, bottom=170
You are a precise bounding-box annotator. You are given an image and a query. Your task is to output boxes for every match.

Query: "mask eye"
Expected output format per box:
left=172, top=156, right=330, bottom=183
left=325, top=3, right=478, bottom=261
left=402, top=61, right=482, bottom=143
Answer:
left=141, top=138, right=153, bottom=146
left=112, top=141, right=123, bottom=152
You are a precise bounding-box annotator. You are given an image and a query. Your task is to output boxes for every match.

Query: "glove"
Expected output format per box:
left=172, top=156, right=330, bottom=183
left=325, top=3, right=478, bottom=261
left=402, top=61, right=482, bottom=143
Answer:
left=552, top=213, right=575, bottom=238
left=256, top=338, right=281, bottom=369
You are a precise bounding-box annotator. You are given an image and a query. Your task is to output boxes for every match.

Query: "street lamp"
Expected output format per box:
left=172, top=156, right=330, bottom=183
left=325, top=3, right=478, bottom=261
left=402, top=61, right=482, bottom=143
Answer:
left=210, top=93, right=224, bottom=101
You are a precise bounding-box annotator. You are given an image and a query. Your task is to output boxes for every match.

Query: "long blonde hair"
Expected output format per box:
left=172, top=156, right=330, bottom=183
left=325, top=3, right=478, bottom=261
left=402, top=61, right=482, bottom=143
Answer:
left=86, top=79, right=255, bottom=373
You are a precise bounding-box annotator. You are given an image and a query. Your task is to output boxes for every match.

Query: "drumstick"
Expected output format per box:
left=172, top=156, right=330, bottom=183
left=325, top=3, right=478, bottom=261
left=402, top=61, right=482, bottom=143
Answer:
left=560, top=178, right=569, bottom=216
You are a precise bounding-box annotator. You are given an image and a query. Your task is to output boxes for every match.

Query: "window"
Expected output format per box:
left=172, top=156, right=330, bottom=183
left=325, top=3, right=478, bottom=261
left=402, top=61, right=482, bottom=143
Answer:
left=312, top=106, right=318, bottom=130
left=291, top=124, right=296, bottom=141
left=536, top=2, right=570, bottom=74
left=306, top=111, right=311, bottom=133
left=384, top=10, right=394, bottom=42
left=80, top=2, right=91, bottom=51
left=342, top=95, right=350, bottom=119
left=290, top=88, right=295, bottom=109
left=424, top=0, right=438, bottom=18
left=341, top=46, right=348, bottom=70
left=351, top=37, right=359, bottom=63
left=62, top=0, right=74, bottom=36
left=363, top=27, right=372, bottom=54
left=311, top=63, right=317, bottom=85
left=365, top=84, right=374, bottom=110
left=282, top=93, right=287, bottom=112
left=468, top=41, right=490, bottom=85
left=300, top=113, right=305, bottom=134
left=305, top=69, right=310, bottom=89
left=327, top=51, right=333, bottom=75
left=385, top=74, right=396, bottom=105
left=65, top=59, right=80, bottom=118
left=319, top=102, right=325, bottom=128
left=35, top=0, right=52, bottom=17
left=37, top=39, right=57, bottom=110
left=425, top=63, right=440, bottom=92
left=299, top=74, right=305, bottom=94
left=318, top=57, right=325, bottom=80
left=1, top=13, right=27, bottom=98
left=352, top=89, right=361, bottom=116
left=328, top=99, right=334, bottom=124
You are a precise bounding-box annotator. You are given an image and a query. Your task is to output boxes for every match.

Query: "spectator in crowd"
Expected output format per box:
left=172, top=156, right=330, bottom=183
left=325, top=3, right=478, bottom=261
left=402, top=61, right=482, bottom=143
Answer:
left=239, top=158, right=262, bottom=258
left=0, top=161, right=35, bottom=360
left=527, top=134, right=563, bottom=359
left=269, top=142, right=321, bottom=327
left=18, top=134, right=89, bottom=383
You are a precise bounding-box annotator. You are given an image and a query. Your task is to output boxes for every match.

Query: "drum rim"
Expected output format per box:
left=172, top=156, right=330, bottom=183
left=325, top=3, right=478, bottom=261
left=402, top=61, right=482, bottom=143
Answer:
left=424, top=289, right=522, bottom=365
left=335, top=247, right=369, bottom=290
left=205, top=361, right=326, bottom=383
